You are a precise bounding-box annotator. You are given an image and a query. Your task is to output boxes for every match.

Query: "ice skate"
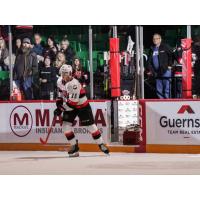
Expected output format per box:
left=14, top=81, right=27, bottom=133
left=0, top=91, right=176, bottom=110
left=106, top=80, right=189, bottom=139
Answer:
left=98, top=143, right=110, bottom=155
left=68, top=140, right=80, bottom=157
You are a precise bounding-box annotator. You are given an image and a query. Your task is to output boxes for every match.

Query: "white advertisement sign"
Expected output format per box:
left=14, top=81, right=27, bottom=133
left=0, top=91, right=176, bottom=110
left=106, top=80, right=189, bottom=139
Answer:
left=0, top=101, right=111, bottom=144
left=117, top=100, right=139, bottom=143
left=118, top=100, right=139, bottom=128
left=146, top=101, right=200, bottom=145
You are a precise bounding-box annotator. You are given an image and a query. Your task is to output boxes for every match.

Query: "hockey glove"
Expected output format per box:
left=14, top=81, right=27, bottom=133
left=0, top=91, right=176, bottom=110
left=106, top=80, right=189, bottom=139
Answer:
left=54, top=108, right=63, bottom=116
left=54, top=97, right=65, bottom=116
left=56, top=97, right=64, bottom=108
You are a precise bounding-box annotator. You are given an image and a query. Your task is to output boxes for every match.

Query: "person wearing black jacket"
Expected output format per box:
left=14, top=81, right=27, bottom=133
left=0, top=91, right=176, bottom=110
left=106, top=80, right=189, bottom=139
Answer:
left=13, top=38, right=39, bottom=100
left=147, top=33, right=173, bottom=98
left=44, top=36, right=58, bottom=63
left=15, top=38, right=22, bottom=57
left=0, top=37, right=9, bottom=71
left=32, top=33, right=45, bottom=71
left=39, top=56, right=57, bottom=100
left=192, top=36, right=200, bottom=97
left=72, top=57, right=89, bottom=87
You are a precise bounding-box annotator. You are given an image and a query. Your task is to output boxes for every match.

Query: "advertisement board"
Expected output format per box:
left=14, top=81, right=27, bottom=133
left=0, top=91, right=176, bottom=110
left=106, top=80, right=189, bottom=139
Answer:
left=0, top=101, right=111, bottom=144
left=118, top=100, right=138, bottom=128
left=117, top=100, right=139, bottom=143
left=146, top=101, right=200, bottom=145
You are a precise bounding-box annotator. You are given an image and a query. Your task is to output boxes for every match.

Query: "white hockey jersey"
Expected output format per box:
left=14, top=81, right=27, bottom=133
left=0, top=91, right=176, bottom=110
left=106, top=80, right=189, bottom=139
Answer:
left=57, top=77, right=88, bottom=110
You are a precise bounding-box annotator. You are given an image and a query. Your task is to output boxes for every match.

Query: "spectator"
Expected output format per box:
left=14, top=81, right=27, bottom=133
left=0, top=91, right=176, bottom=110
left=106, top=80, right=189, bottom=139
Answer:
left=0, top=37, right=9, bottom=71
left=15, top=38, right=22, bottom=57
left=39, top=56, right=57, bottom=100
left=72, top=57, right=89, bottom=87
left=44, top=36, right=58, bottom=62
left=173, top=45, right=183, bottom=98
left=73, top=57, right=82, bottom=71
left=32, top=33, right=45, bottom=73
left=13, top=38, right=38, bottom=100
left=60, top=38, right=75, bottom=65
left=54, top=51, right=66, bottom=78
left=147, top=33, right=173, bottom=99
left=32, top=33, right=44, bottom=56
left=192, top=36, right=200, bottom=98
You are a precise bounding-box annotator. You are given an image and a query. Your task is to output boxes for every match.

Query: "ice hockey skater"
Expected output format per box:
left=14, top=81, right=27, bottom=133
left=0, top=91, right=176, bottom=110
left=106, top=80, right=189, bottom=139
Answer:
left=54, top=64, right=109, bottom=157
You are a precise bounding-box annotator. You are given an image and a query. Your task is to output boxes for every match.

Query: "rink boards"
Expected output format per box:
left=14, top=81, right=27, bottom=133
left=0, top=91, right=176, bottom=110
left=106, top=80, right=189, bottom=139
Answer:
left=140, top=99, right=200, bottom=153
left=0, top=100, right=136, bottom=152
left=1, top=99, right=200, bottom=153
left=0, top=100, right=111, bottom=144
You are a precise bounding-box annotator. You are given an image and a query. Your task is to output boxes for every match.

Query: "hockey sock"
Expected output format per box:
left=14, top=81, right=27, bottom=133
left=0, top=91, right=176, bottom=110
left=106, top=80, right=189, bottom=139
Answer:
left=87, top=124, right=104, bottom=144
left=65, top=131, right=76, bottom=145
left=91, top=130, right=104, bottom=145
left=63, top=121, right=76, bottom=145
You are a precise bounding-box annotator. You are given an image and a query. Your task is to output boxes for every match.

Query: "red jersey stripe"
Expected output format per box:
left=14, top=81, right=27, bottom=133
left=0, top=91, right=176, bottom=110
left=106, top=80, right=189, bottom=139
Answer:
left=67, top=99, right=78, bottom=106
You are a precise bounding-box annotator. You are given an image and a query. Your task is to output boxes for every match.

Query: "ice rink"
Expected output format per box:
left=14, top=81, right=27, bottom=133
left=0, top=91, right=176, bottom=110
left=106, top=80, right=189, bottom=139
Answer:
left=1, top=151, right=200, bottom=175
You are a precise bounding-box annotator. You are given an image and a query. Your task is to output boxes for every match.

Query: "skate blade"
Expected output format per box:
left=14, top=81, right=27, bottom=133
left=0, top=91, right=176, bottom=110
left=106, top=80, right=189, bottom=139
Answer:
left=68, top=152, right=79, bottom=158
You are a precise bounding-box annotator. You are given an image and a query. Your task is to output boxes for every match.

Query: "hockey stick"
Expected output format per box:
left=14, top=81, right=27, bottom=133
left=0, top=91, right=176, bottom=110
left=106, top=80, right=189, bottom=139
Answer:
left=40, top=115, right=57, bottom=145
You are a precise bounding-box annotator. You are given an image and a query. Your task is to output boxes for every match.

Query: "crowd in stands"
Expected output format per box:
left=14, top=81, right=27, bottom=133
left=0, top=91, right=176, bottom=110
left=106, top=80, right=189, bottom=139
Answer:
left=0, top=31, right=200, bottom=100
left=0, top=33, right=89, bottom=100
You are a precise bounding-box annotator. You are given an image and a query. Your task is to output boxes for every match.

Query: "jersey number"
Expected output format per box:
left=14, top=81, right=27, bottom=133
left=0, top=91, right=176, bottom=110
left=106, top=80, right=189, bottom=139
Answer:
left=71, top=93, right=77, bottom=99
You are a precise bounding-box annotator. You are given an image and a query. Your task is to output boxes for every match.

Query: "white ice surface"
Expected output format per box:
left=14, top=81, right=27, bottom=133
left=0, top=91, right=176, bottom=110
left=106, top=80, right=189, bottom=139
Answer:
left=0, top=151, right=200, bottom=175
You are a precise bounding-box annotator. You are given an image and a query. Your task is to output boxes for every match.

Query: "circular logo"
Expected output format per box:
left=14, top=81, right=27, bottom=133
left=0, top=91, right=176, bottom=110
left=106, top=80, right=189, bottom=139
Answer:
left=10, top=105, right=33, bottom=137
left=67, top=85, right=73, bottom=92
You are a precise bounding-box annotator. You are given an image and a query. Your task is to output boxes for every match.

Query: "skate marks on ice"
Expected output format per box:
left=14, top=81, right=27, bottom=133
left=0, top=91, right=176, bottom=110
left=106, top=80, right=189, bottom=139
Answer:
left=86, top=153, right=200, bottom=175
left=16, top=153, right=107, bottom=161
left=0, top=151, right=112, bottom=175
left=1, top=152, right=200, bottom=174
left=16, top=156, right=68, bottom=160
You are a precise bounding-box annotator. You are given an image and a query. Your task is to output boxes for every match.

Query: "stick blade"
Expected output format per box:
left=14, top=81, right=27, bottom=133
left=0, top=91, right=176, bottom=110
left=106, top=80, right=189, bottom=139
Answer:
left=40, top=137, right=47, bottom=145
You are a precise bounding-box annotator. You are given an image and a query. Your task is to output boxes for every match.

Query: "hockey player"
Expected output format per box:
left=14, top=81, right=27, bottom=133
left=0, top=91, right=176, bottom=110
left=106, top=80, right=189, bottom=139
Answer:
left=54, top=64, right=109, bottom=157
